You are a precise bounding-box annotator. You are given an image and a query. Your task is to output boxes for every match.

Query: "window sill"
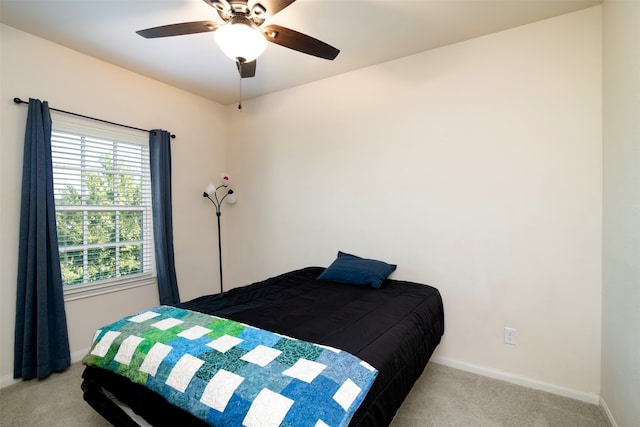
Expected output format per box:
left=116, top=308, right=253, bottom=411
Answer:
left=63, top=274, right=156, bottom=302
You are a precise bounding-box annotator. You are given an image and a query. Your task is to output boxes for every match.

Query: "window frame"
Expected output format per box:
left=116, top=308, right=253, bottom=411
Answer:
left=50, top=113, right=156, bottom=301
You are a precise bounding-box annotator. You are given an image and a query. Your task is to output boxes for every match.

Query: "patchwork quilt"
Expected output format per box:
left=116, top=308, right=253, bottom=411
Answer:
left=82, top=306, right=378, bottom=427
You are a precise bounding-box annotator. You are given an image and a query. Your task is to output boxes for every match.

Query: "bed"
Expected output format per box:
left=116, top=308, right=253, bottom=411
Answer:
left=81, top=265, right=444, bottom=427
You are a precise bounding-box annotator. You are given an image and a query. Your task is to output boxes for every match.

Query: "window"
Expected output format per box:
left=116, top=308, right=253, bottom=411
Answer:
left=51, top=116, right=155, bottom=299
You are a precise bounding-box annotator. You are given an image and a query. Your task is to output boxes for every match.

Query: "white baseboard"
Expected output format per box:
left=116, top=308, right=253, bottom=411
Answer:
left=430, top=355, right=601, bottom=405
left=0, top=374, right=20, bottom=389
left=599, top=397, right=619, bottom=427
left=70, top=347, right=91, bottom=363
left=0, top=347, right=91, bottom=389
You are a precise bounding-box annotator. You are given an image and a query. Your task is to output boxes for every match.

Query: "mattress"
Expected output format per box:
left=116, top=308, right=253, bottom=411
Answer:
left=82, top=267, right=444, bottom=426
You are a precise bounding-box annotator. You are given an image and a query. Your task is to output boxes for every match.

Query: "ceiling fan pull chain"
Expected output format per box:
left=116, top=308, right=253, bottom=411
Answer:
left=238, top=68, right=243, bottom=111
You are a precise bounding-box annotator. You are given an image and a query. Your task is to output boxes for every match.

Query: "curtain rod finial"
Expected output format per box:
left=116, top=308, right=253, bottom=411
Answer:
left=13, top=97, right=24, bottom=104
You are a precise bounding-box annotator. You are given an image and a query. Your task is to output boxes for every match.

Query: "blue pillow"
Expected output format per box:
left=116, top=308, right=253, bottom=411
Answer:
left=317, top=251, right=397, bottom=289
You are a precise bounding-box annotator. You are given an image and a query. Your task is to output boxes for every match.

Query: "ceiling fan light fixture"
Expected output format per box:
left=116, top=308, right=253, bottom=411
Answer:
left=214, top=21, right=267, bottom=62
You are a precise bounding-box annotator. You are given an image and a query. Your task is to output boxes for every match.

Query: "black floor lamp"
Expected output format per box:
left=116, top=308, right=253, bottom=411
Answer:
left=203, top=175, right=236, bottom=294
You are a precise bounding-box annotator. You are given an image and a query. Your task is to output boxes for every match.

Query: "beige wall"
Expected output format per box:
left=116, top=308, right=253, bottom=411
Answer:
left=226, top=7, right=603, bottom=400
left=602, top=0, right=640, bottom=425
left=0, top=24, right=228, bottom=385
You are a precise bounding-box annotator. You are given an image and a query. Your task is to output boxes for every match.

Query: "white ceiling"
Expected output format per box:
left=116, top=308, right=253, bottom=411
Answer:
left=1, top=0, right=600, bottom=105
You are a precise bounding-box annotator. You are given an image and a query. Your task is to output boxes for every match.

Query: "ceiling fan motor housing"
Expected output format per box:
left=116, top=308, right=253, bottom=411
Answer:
left=209, top=0, right=268, bottom=24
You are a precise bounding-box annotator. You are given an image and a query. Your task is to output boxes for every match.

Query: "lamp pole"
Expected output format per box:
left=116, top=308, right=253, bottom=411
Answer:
left=203, top=183, right=235, bottom=294
left=216, top=209, right=223, bottom=293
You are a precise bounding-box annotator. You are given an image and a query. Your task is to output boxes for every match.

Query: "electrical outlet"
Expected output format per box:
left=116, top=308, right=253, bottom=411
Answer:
left=504, top=327, right=517, bottom=345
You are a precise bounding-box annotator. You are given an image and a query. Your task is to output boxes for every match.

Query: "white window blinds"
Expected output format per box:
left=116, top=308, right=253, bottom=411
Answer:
left=50, top=116, right=155, bottom=289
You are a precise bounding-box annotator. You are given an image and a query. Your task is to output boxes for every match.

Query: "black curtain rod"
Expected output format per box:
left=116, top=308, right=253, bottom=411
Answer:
left=13, top=97, right=175, bottom=139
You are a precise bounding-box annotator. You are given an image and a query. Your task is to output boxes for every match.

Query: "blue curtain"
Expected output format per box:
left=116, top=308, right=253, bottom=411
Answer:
left=149, top=130, right=180, bottom=304
left=14, top=99, right=71, bottom=380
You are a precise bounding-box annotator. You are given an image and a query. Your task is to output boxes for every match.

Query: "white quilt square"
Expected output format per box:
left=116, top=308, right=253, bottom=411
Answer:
left=207, top=334, right=243, bottom=353
left=242, top=388, right=294, bottom=427
left=128, top=311, right=161, bottom=323
left=140, top=342, right=173, bottom=376
left=333, top=379, right=361, bottom=411
left=91, top=331, right=121, bottom=357
left=151, top=317, right=184, bottom=331
left=240, top=345, right=281, bottom=367
left=200, top=369, right=245, bottom=412
left=282, top=358, right=327, bottom=383
left=178, top=325, right=211, bottom=340
left=113, top=335, right=144, bottom=365
left=316, top=344, right=341, bottom=353
left=315, top=421, right=330, bottom=427
left=165, top=354, right=204, bottom=393
left=360, top=360, right=375, bottom=371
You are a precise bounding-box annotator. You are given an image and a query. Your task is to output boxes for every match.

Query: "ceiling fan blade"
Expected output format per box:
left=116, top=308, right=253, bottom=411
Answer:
left=236, top=59, right=257, bottom=78
left=263, top=25, right=339, bottom=60
left=136, top=21, right=218, bottom=39
left=257, top=0, right=297, bottom=18
left=201, top=0, right=226, bottom=10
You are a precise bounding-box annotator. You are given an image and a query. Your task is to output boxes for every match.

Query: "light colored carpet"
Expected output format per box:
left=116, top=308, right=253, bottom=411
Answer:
left=0, top=362, right=110, bottom=427
left=390, top=363, right=609, bottom=427
left=0, top=362, right=609, bottom=426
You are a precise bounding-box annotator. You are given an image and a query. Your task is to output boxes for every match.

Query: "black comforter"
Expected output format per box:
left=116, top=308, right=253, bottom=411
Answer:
left=82, top=267, right=444, bottom=426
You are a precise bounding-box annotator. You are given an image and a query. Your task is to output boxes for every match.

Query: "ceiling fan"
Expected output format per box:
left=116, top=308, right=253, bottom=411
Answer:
left=136, top=0, right=340, bottom=78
